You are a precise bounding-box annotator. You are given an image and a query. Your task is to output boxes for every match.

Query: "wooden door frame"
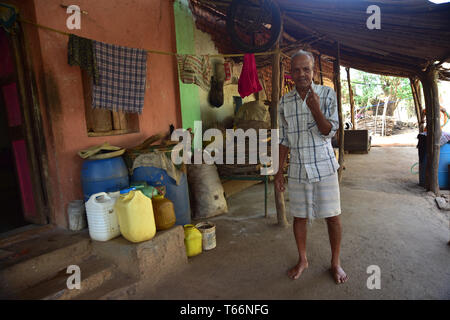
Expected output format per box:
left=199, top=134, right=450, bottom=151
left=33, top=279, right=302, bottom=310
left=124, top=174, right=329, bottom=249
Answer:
left=2, top=24, right=50, bottom=225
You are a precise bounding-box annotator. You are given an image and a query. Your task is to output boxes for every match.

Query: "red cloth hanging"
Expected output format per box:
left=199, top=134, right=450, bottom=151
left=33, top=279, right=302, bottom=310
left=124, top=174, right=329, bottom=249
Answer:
left=238, top=53, right=262, bottom=98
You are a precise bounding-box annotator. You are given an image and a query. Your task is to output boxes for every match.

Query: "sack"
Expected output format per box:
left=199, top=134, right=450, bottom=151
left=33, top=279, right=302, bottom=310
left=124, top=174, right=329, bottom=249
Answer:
left=209, top=76, right=224, bottom=108
left=187, top=164, right=228, bottom=219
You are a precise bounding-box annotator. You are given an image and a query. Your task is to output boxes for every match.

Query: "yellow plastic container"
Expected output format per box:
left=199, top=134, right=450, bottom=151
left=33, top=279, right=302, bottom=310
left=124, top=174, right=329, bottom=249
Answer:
left=152, top=195, right=176, bottom=231
left=114, top=190, right=156, bottom=243
left=183, top=224, right=202, bottom=257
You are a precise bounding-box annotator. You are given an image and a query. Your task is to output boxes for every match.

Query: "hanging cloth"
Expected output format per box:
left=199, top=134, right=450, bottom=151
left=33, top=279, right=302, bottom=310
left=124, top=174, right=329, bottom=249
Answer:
left=238, top=53, right=262, bottom=98
left=68, top=34, right=99, bottom=84
left=176, top=54, right=211, bottom=91
left=0, top=3, right=18, bottom=33
left=92, top=40, right=147, bottom=114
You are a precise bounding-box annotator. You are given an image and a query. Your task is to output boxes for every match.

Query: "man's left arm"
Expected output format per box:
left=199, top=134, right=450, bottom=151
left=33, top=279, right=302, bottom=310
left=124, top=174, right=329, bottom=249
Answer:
left=307, top=86, right=339, bottom=139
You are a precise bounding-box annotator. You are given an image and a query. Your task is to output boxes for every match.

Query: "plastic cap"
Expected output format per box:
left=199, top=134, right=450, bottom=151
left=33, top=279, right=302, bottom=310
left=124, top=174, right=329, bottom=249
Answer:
left=120, top=187, right=136, bottom=194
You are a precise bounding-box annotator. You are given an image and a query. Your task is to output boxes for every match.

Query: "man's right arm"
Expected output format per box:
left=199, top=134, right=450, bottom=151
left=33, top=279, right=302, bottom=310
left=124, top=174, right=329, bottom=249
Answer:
left=277, top=144, right=289, bottom=176
left=274, top=144, right=289, bottom=192
left=275, top=98, right=290, bottom=192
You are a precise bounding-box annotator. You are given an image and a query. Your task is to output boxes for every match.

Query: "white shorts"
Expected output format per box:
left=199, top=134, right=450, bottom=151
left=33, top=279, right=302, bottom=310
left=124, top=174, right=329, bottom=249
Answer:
left=288, top=172, right=341, bottom=223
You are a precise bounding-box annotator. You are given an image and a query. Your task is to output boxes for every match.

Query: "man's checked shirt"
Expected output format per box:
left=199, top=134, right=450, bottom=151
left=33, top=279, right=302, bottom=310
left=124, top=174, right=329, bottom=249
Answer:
left=278, top=82, right=340, bottom=183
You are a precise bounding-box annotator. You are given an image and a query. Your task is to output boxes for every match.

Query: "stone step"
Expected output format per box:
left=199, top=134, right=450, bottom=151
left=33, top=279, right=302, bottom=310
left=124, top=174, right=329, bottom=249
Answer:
left=74, top=273, right=139, bottom=300
left=16, top=255, right=115, bottom=300
left=91, top=226, right=188, bottom=284
left=0, top=228, right=92, bottom=297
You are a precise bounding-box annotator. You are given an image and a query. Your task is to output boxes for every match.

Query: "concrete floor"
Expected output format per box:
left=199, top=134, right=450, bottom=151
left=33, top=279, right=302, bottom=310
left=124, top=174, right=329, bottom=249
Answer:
left=135, top=147, right=450, bottom=300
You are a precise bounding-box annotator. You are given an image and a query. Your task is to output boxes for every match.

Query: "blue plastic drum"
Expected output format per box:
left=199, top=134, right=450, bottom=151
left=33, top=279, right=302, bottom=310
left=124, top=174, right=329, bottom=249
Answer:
left=419, top=141, right=450, bottom=189
left=81, top=157, right=129, bottom=202
left=131, top=166, right=191, bottom=226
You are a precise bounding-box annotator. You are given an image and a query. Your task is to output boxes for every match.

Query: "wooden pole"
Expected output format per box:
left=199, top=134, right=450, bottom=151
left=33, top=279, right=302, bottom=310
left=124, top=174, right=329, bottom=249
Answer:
left=279, top=58, right=285, bottom=98
left=421, top=77, right=432, bottom=190
left=381, top=95, right=389, bottom=137
left=420, top=66, right=441, bottom=194
left=272, top=37, right=288, bottom=227
left=318, top=54, right=324, bottom=85
left=346, top=67, right=355, bottom=129
left=334, top=42, right=344, bottom=182
left=410, top=77, right=421, bottom=132
left=374, top=100, right=381, bottom=135
left=429, top=68, right=441, bottom=195
left=10, top=31, right=48, bottom=224
left=410, top=77, right=424, bottom=133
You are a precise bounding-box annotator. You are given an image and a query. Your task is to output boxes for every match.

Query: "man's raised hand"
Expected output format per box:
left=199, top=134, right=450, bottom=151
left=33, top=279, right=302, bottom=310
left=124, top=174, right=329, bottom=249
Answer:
left=306, top=84, right=320, bottom=111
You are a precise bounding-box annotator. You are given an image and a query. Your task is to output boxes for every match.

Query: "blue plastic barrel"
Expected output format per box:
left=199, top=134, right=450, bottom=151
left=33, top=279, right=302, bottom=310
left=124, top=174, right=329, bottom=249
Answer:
left=131, top=166, right=191, bottom=226
left=81, top=157, right=130, bottom=202
left=419, top=141, right=450, bottom=189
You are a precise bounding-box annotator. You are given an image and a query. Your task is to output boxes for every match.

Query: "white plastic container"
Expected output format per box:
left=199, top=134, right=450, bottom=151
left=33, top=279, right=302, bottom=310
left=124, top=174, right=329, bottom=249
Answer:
left=85, top=192, right=120, bottom=241
left=68, top=200, right=87, bottom=231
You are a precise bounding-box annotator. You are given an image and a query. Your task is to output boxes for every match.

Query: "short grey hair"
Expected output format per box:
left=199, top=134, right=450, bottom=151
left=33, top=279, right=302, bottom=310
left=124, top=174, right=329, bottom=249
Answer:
left=291, top=49, right=315, bottom=68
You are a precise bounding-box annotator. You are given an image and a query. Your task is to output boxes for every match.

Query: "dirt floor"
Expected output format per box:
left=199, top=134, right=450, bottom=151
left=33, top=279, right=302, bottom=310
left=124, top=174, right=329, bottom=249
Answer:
left=135, top=147, right=450, bottom=300
left=371, top=128, right=418, bottom=147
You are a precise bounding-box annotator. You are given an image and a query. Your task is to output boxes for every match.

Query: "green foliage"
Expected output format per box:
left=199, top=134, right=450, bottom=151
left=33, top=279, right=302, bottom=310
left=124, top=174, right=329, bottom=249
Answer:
left=340, top=68, right=414, bottom=117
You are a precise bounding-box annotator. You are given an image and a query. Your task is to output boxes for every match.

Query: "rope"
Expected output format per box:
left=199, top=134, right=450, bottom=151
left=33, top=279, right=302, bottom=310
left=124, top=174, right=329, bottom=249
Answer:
left=18, top=18, right=280, bottom=58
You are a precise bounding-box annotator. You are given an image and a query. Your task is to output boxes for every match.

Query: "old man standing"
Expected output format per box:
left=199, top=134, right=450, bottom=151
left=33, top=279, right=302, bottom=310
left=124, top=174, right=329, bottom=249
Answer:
left=274, top=50, right=348, bottom=284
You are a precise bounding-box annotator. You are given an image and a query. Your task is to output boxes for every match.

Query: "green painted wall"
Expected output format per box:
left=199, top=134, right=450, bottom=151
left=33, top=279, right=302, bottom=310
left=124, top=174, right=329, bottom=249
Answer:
left=173, top=0, right=201, bottom=130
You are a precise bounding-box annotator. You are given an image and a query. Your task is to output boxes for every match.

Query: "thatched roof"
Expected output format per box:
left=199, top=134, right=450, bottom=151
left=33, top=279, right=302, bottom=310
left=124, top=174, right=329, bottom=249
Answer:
left=190, top=0, right=450, bottom=80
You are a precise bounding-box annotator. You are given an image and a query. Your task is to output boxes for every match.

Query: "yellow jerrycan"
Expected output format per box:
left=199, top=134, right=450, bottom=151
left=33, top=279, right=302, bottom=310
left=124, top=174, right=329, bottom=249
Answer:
left=115, top=188, right=156, bottom=243
left=184, top=224, right=202, bottom=257
left=152, top=195, right=176, bottom=231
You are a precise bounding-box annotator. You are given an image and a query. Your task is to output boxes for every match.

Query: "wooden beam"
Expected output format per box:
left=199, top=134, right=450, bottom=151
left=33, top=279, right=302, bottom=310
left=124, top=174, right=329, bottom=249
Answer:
left=346, top=67, right=355, bottom=129
left=334, top=42, right=344, bottom=182
left=282, top=31, right=297, bottom=43
left=420, top=66, right=441, bottom=195
left=271, top=36, right=288, bottom=227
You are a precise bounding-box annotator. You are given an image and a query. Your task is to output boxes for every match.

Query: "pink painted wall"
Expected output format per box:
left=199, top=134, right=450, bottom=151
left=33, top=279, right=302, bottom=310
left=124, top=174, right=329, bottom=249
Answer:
left=5, top=0, right=182, bottom=228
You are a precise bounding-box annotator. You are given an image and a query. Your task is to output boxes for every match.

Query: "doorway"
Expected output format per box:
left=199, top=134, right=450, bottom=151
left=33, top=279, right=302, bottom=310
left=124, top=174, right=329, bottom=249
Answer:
left=0, top=27, right=48, bottom=233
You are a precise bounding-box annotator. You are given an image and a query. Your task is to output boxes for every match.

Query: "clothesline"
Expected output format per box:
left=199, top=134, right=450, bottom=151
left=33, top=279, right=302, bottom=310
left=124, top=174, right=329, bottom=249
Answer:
left=18, top=18, right=286, bottom=59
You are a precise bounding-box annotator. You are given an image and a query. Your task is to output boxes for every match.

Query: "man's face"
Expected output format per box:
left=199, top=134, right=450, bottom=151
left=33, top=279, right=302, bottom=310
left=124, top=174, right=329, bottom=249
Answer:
left=291, top=55, right=314, bottom=90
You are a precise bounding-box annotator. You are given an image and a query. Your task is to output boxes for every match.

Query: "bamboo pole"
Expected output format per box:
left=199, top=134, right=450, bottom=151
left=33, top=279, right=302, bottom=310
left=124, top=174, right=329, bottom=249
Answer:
left=334, top=42, right=344, bottom=182
left=272, top=38, right=289, bottom=227
left=346, top=67, right=355, bottom=129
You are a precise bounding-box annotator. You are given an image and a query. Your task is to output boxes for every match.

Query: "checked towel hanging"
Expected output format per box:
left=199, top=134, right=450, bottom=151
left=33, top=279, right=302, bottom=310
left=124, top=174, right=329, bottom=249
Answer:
left=92, top=40, right=147, bottom=114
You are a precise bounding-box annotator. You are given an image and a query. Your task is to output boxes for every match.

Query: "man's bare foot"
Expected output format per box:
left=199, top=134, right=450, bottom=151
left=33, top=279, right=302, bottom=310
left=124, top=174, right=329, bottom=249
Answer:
left=287, top=261, right=309, bottom=280
left=330, top=265, right=348, bottom=284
